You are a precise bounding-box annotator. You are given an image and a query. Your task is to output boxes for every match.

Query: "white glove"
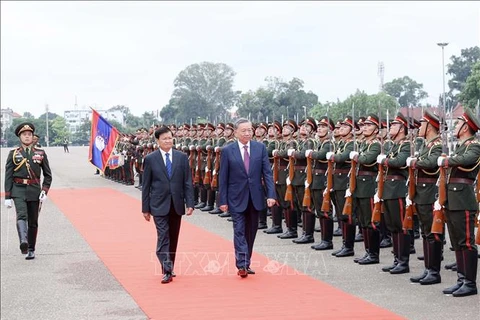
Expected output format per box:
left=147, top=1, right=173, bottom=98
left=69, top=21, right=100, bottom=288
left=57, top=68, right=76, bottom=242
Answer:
left=374, top=193, right=381, bottom=204
left=406, top=157, right=416, bottom=167
left=305, top=149, right=313, bottom=158
left=433, top=200, right=442, bottom=211
left=286, top=177, right=291, bottom=185
left=377, top=154, right=387, bottom=164
left=196, top=146, right=201, bottom=151
left=189, top=145, right=195, bottom=151
left=326, top=151, right=334, bottom=161
left=323, top=189, right=328, bottom=197
left=405, top=197, right=413, bottom=207
left=287, top=149, right=295, bottom=157
left=214, top=146, right=220, bottom=152
left=39, top=190, right=47, bottom=203
left=349, top=151, right=359, bottom=160
left=272, top=149, right=279, bottom=157
left=345, top=188, right=352, bottom=198
left=4, top=199, right=13, bottom=208
left=437, top=156, right=446, bottom=167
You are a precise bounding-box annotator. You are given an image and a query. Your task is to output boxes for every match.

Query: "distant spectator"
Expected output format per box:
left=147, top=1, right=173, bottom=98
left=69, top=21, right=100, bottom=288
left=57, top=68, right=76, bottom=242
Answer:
left=63, top=138, right=69, bottom=153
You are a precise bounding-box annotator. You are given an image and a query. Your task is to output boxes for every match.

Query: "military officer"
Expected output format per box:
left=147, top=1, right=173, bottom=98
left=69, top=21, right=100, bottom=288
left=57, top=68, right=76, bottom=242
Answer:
left=438, top=108, right=480, bottom=297
left=4, top=122, right=52, bottom=260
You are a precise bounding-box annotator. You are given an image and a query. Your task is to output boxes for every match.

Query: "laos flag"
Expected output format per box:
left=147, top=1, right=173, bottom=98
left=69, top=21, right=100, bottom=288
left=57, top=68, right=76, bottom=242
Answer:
left=89, top=109, right=120, bottom=171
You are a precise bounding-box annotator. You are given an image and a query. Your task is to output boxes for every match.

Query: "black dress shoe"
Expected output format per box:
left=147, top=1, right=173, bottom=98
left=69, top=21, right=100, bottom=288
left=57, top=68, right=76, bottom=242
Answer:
left=357, top=255, right=380, bottom=265
left=237, top=268, right=248, bottom=278
left=382, top=262, right=397, bottom=272
left=354, top=253, right=369, bottom=263
left=314, top=226, right=321, bottom=233
left=194, top=202, right=206, bottom=209
left=379, top=238, right=393, bottom=248
left=452, top=283, right=478, bottom=297
left=389, top=265, right=409, bottom=274
left=410, top=270, right=428, bottom=283
left=200, top=205, right=214, bottom=212
left=209, top=208, right=223, bottom=214
left=25, top=250, right=35, bottom=260
left=335, top=247, right=354, bottom=257
left=264, top=226, right=283, bottom=234
left=247, top=268, right=255, bottom=274
left=333, top=228, right=342, bottom=237
left=161, top=273, right=173, bottom=284
left=292, top=235, right=314, bottom=244
left=445, top=262, right=456, bottom=270
left=355, top=233, right=364, bottom=242
left=417, top=255, right=424, bottom=260
left=419, top=272, right=441, bottom=285
left=227, top=217, right=233, bottom=222
left=218, top=212, right=231, bottom=218
left=277, top=231, right=298, bottom=239
left=20, top=242, right=28, bottom=254
left=257, top=223, right=268, bottom=230
left=311, top=241, right=333, bottom=251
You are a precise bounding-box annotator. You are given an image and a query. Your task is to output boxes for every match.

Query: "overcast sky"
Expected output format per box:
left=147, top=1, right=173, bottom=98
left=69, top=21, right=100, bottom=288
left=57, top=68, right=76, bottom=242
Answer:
left=1, top=1, right=479, bottom=118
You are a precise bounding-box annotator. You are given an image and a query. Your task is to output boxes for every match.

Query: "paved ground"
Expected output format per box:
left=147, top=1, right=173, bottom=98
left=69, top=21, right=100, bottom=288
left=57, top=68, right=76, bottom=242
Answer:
left=1, top=146, right=479, bottom=319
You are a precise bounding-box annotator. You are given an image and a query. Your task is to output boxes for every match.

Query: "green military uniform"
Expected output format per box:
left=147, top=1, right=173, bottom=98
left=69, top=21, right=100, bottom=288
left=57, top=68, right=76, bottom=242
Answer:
left=409, top=110, right=443, bottom=285
left=310, top=116, right=336, bottom=251
left=352, top=114, right=381, bottom=264
left=441, top=108, right=480, bottom=297
left=4, top=123, right=52, bottom=259
left=380, top=113, right=411, bottom=275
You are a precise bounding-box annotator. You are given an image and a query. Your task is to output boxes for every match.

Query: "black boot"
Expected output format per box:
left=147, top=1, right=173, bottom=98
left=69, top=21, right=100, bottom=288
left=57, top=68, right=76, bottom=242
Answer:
left=443, top=251, right=465, bottom=294
left=333, top=221, right=342, bottom=236
left=354, top=228, right=368, bottom=263
left=359, top=228, right=380, bottom=265
left=411, top=238, right=429, bottom=283
left=200, top=190, right=215, bottom=211
left=293, top=212, right=314, bottom=244
left=390, top=232, right=410, bottom=274
left=218, top=211, right=231, bottom=218
left=209, top=207, right=223, bottom=214
left=312, top=218, right=334, bottom=250
left=26, top=227, right=38, bottom=260
left=278, top=209, right=297, bottom=239
left=264, top=206, right=283, bottom=234
left=335, top=223, right=355, bottom=257
left=355, top=224, right=364, bottom=242
left=16, top=220, right=28, bottom=254
left=382, top=232, right=399, bottom=272
left=452, top=250, right=478, bottom=297
left=258, top=209, right=268, bottom=229
left=420, top=240, right=442, bottom=285
left=409, top=229, right=416, bottom=254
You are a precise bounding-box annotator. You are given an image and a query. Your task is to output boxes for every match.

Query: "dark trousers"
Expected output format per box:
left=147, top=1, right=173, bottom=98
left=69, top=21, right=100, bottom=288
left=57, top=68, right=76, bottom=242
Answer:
left=445, top=209, right=477, bottom=252
left=13, top=198, right=39, bottom=251
left=231, top=197, right=259, bottom=269
left=153, top=204, right=182, bottom=274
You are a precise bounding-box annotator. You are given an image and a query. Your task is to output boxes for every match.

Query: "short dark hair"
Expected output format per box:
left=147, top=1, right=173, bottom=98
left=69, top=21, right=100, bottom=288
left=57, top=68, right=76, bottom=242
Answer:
left=154, top=125, right=172, bottom=139
left=234, top=118, right=251, bottom=129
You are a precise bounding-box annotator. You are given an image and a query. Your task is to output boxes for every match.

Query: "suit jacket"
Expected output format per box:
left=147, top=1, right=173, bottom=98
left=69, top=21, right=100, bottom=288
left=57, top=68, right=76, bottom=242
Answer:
left=142, top=149, right=194, bottom=216
left=219, top=140, right=276, bottom=213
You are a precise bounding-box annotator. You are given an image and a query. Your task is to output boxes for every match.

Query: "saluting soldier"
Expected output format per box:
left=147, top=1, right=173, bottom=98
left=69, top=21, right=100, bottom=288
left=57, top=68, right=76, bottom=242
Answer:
left=406, top=110, right=443, bottom=285
left=309, top=116, right=336, bottom=250
left=4, top=123, right=52, bottom=260
left=438, top=108, right=480, bottom=297
left=349, top=114, right=381, bottom=264
left=377, top=112, right=411, bottom=274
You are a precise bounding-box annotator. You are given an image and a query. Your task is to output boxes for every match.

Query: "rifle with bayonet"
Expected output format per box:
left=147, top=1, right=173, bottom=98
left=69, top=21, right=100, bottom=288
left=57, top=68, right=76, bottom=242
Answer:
left=342, top=103, right=356, bottom=223
left=403, top=104, right=415, bottom=231
left=303, top=110, right=313, bottom=208
left=321, top=108, right=334, bottom=214
left=284, top=127, right=296, bottom=208
left=372, top=108, right=388, bottom=224
left=431, top=107, right=449, bottom=234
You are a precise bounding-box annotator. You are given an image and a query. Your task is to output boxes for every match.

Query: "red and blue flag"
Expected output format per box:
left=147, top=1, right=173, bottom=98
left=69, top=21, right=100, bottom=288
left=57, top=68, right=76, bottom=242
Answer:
left=89, top=109, right=120, bottom=171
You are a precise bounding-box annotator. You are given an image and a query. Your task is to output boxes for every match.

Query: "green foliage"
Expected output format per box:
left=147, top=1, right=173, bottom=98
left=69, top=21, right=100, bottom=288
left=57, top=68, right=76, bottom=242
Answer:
left=383, top=76, right=428, bottom=107
left=446, top=46, right=480, bottom=108
left=160, top=62, right=237, bottom=124
left=459, top=61, right=480, bottom=110
left=72, top=119, right=91, bottom=146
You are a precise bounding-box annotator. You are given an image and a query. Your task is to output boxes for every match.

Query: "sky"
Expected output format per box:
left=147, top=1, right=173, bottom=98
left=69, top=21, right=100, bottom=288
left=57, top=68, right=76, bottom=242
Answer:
left=1, top=1, right=480, bottom=118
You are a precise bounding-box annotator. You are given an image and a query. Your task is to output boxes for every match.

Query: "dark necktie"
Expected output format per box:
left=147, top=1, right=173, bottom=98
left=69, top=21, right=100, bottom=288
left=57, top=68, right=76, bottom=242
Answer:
left=243, top=145, right=249, bottom=173
left=26, top=148, right=30, bottom=158
left=165, top=152, right=172, bottom=178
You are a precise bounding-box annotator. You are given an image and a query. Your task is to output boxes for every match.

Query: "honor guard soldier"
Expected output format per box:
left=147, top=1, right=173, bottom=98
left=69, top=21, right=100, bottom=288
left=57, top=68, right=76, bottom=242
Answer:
left=349, top=114, right=382, bottom=264
left=254, top=122, right=269, bottom=229
left=4, top=123, right=52, bottom=259
left=406, top=110, right=443, bottom=284
left=208, top=123, right=227, bottom=215
left=217, top=123, right=237, bottom=218
left=377, top=113, right=412, bottom=274
left=200, top=123, right=216, bottom=212
left=438, top=108, right=480, bottom=297
left=309, top=116, right=336, bottom=250
left=327, top=116, right=358, bottom=257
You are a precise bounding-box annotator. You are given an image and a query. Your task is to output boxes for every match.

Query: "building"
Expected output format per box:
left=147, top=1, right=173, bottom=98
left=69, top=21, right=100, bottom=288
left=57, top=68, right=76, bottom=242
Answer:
left=64, top=108, right=124, bottom=134
left=0, top=108, right=22, bottom=146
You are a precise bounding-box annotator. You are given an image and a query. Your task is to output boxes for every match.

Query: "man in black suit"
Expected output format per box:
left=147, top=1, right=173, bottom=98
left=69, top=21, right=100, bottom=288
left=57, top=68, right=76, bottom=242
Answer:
left=219, top=118, right=276, bottom=278
left=142, top=125, right=194, bottom=284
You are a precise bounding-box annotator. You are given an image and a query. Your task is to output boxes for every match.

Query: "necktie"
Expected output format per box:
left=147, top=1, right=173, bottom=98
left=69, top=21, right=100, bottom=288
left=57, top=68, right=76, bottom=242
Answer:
left=243, top=145, right=249, bottom=173
left=26, top=148, right=30, bottom=158
left=165, top=153, right=172, bottom=178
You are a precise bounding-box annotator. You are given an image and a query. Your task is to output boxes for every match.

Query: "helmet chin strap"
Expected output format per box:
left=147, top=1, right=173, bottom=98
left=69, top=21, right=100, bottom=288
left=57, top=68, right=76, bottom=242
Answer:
left=456, top=122, right=466, bottom=139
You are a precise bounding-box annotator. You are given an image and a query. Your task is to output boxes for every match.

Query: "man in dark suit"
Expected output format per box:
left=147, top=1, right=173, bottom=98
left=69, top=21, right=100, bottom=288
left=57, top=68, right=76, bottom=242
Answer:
left=218, top=118, right=276, bottom=278
left=142, top=125, right=194, bottom=284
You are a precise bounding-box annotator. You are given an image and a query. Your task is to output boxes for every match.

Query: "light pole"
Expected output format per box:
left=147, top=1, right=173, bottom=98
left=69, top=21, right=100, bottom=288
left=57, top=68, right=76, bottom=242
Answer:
left=45, top=104, right=50, bottom=147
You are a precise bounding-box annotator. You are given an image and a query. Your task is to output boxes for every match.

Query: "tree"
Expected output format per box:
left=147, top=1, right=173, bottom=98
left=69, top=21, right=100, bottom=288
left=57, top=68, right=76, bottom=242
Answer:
left=162, top=62, right=238, bottom=124
left=22, top=112, right=34, bottom=119
left=459, top=61, right=480, bottom=110
left=72, top=119, right=91, bottom=146
left=50, top=117, right=69, bottom=146
left=447, top=46, right=480, bottom=99
left=383, top=76, right=428, bottom=107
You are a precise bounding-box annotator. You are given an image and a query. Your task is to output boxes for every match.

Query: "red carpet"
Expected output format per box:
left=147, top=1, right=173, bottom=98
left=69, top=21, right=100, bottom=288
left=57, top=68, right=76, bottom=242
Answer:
left=50, top=188, right=404, bottom=320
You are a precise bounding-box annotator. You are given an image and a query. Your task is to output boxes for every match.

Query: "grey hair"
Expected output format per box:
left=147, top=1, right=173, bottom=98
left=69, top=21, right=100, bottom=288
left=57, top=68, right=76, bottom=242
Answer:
left=234, top=118, right=251, bottom=129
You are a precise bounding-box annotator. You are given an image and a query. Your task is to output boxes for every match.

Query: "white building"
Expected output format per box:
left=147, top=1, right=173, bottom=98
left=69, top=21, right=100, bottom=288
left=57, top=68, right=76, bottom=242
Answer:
left=64, top=109, right=124, bottom=134
left=1, top=108, right=22, bottom=145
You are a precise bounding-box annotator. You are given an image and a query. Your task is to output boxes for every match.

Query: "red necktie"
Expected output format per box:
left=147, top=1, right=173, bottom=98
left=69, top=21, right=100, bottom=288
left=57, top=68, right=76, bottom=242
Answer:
left=243, top=145, right=249, bottom=172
